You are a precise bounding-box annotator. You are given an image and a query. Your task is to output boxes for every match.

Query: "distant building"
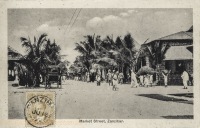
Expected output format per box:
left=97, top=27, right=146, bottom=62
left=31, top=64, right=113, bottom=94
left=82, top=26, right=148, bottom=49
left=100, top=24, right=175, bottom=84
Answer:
left=136, top=26, right=193, bottom=85
left=8, top=46, right=23, bottom=81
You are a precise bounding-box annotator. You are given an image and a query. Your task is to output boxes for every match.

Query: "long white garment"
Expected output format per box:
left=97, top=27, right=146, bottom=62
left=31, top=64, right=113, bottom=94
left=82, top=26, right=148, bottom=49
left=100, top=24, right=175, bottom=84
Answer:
left=131, top=72, right=138, bottom=87
left=162, top=73, right=168, bottom=85
left=9, top=70, right=11, bottom=75
left=112, top=73, right=118, bottom=86
left=181, top=71, right=189, bottom=88
left=86, top=73, right=90, bottom=82
left=139, top=75, right=144, bottom=85
left=144, top=75, right=149, bottom=86
left=149, top=75, right=153, bottom=84
left=12, top=70, right=15, bottom=76
left=181, top=71, right=189, bottom=81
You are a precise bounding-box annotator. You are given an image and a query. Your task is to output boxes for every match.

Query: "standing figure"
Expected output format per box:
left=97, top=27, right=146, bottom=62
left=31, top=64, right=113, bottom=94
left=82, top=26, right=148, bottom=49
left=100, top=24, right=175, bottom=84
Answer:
left=131, top=70, right=138, bottom=88
left=24, top=72, right=28, bottom=88
left=90, top=72, right=95, bottom=82
left=144, top=74, right=150, bottom=87
left=139, top=75, right=144, bottom=87
left=181, top=70, right=189, bottom=89
left=107, top=69, right=113, bottom=86
left=118, top=72, right=124, bottom=85
left=111, top=70, right=115, bottom=85
left=162, top=70, right=170, bottom=87
left=13, top=67, right=19, bottom=85
left=96, top=73, right=101, bottom=86
left=149, top=75, right=153, bottom=87
left=86, top=72, right=90, bottom=82
left=112, top=71, right=119, bottom=91
left=39, top=74, right=43, bottom=84
left=127, top=73, right=131, bottom=83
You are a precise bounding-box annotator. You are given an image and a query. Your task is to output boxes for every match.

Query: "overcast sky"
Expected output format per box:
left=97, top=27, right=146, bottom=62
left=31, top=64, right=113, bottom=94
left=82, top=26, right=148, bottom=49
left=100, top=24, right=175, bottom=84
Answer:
left=8, top=8, right=192, bottom=64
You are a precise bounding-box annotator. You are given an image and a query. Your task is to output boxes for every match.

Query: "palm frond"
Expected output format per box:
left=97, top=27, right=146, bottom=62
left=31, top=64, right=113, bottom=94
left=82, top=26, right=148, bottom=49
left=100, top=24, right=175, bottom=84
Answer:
left=37, top=33, right=47, bottom=47
left=74, top=43, right=88, bottom=55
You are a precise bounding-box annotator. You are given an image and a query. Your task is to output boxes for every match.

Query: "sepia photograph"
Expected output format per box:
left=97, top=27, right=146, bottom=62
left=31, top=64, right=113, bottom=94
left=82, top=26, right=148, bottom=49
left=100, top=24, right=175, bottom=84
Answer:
left=7, top=8, right=194, bottom=121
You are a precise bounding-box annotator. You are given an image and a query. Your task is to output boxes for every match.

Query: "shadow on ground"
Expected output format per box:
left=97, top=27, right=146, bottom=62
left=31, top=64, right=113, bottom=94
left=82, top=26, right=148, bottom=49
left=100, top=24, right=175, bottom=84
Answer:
left=162, top=115, right=193, bottom=119
left=168, top=93, right=193, bottom=98
left=137, top=94, right=193, bottom=104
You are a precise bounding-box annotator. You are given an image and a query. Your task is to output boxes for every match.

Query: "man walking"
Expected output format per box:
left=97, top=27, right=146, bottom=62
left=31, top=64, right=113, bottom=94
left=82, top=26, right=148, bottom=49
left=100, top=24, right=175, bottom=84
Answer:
left=162, top=70, right=171, bottom=87
left=181, top=70, right=189, bottom=89
left=96, top=73, right=101, bottom=86
left=86, top=71, right=90, bottom=82
left=112, top=70, right=119, bottom=91
left=118, top=72, right=124, bottom=85
left=139, top=75, right=144, bottom=86
left=131, top=70, right=138, bottom=88
left=107, top=69, right=113, bottom=86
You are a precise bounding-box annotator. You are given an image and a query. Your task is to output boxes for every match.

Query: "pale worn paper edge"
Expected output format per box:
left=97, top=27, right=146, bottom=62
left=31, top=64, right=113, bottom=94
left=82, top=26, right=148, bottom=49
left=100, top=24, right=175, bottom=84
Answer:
left=0, top=0, right=200, bottom=128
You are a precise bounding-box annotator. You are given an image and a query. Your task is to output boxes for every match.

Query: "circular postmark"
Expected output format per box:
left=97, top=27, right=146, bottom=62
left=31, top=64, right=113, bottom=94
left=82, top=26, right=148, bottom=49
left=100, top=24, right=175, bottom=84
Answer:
left=24, top=95, right=55, bottom=127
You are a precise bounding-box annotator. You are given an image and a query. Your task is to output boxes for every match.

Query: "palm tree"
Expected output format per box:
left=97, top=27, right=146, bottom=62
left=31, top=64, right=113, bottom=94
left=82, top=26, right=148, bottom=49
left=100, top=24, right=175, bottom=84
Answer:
left=144, top=41, right=170, bottom=68
left=20, top=33, right=61, bottom=87
left=44, top=39, right=61, bottom=65
left=73, top=33, right=138, bottom=81
left=102, top=33, right=138, bottom=71
left=74, top=35, right=99, bottom=72
left=121, top=33, right=138, bottom=70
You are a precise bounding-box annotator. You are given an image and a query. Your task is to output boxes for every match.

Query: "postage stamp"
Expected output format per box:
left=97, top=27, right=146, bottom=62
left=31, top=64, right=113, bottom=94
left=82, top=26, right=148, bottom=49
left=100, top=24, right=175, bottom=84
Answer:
left=24, top=92, right=55, bottom=127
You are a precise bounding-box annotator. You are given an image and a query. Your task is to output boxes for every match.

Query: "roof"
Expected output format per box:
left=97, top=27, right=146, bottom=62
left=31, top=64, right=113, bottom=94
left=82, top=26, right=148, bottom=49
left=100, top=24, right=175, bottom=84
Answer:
left=157, top=31, right=192, bottom=41
left=186, top=45, right=193, bottom=53
left=187, top=26, right=193, bottom=32
left=8, top=46, right=23, bottom=60
left=8, top=46, right=22, bottom=54
left=164, top=45, right=193, bottom=60
left=145, top=27, right=193, bottom=45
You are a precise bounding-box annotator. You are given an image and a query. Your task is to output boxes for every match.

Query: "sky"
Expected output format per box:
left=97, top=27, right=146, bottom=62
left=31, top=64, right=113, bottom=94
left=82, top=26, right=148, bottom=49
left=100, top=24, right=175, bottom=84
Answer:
left=8, top=8, right=192, bottom=64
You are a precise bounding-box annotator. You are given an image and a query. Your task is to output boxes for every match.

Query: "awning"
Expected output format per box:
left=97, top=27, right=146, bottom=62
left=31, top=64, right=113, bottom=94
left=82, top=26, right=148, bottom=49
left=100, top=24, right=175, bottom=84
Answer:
left=164, top=46, right=193, bottom=60
left=186, top=45, right=193, bottom=53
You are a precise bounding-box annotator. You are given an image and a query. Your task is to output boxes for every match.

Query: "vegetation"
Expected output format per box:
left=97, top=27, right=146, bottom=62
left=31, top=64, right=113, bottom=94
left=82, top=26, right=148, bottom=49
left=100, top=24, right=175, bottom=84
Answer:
left=137, top=41, right=170, bottom=69
left=70, top=33, right=138, bottom=80
left=19, top=33, right=62, bottom=87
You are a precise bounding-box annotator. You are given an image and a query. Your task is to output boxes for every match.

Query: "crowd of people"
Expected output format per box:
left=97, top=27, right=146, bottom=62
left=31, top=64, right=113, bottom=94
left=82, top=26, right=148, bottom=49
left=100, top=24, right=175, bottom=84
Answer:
left=71, top=68, right=191, bottom=91
left=11, top=64, right=191, bottom=90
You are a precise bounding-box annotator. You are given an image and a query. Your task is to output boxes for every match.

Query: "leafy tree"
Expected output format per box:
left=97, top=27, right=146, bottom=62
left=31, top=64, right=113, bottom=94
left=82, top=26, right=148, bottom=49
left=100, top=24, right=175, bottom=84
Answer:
left=73, top=33, right=138, bottom=81
left=20, top=34, right=61, bottom=87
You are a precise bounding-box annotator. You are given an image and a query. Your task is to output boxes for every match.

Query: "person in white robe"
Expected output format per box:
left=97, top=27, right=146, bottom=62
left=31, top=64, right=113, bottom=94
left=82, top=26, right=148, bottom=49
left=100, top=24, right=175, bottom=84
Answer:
left=139, top=75, right=144, bottom=86
left=112, top=71, right=119, bottom=91
left=181, top=70, right=189, bottom=89
left=131, top=70, right=138, bottom=88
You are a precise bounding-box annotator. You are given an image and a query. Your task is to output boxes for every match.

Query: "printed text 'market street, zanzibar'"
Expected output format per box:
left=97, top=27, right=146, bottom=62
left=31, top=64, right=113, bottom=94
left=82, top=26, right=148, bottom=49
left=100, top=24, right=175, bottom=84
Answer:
left=79, top=119, right=124, bottom=123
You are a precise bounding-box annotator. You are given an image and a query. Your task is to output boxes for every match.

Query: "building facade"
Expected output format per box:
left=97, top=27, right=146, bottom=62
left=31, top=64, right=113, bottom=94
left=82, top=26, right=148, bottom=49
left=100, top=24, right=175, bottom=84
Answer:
left=8, top=46, right=23, bottom=81
left=136, top=26, right=193, bottom=85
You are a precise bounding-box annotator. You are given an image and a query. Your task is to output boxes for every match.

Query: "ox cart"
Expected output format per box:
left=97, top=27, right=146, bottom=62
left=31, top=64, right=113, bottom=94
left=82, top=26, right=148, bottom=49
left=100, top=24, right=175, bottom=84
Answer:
left=45, top=65, right=62, bottom=89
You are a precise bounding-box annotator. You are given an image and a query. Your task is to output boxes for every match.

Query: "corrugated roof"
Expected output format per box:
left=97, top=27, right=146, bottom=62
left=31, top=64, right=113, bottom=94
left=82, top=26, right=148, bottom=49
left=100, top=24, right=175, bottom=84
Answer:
left=8, top=46, right=22, bottom=55
left=8, top=46, right=23, bottom=60
left=157, top=31, right=193, bottom=41
left=144, top=27, right=193, bottom=45
left=187, top=26, right=193, bottom=32
left=186, top=45, right=193, bottom=53
left=164, top=45, right=193, bottom=60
